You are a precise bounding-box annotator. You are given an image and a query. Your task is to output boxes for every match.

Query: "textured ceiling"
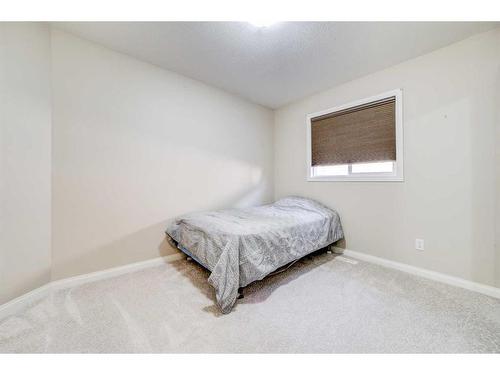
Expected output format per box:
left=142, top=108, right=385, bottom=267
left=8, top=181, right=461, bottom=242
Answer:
left=54, top=22, right=499, bottom=108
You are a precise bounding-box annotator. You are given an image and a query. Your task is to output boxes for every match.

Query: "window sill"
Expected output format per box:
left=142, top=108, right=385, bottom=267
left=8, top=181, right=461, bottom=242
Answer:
left=307, top=175, right=404, bottom=182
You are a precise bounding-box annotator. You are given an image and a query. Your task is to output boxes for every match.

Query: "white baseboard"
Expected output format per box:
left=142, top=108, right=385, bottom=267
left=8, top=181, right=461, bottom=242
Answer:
left=0, top=284, right=52, bottom=322
left=51, top=252, right=184, bottom=291
left=3, top=248, right=499, bottom=320
left=334, top=247, right=500, bottom=300
left=0, top=252, right=184, bottom=320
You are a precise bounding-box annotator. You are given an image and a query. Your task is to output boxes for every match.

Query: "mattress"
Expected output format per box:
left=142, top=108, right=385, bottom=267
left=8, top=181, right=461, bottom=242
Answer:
left=165, top=196, right=343, bottom=313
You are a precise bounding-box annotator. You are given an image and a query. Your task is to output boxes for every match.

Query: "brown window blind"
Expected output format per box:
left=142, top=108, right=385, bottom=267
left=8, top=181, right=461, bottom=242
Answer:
left=311, top=96, right=396, bottom=166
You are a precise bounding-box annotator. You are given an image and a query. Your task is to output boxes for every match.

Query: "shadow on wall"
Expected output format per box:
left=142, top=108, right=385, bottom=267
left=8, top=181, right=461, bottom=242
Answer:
left=52, top=133, right=273, bottom=281
left=51, top=184, right=269, bottom=281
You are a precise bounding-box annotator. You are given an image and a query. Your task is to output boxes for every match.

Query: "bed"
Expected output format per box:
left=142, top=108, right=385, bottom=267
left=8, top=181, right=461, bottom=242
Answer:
left=165, top=196, right=344, bottom=313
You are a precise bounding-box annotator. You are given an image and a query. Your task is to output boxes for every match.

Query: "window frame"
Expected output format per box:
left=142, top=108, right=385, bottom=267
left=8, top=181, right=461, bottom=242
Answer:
left=306, top=89, right=404, bottom=182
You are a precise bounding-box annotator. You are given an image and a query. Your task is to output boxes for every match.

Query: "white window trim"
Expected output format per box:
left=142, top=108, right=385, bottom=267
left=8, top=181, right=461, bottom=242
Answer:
left=306, top=89, right=404, bottom=182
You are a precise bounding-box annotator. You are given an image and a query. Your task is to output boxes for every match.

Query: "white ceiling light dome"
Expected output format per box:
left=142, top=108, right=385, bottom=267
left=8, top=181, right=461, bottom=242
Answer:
left=247, top=20, right=279, bottom=28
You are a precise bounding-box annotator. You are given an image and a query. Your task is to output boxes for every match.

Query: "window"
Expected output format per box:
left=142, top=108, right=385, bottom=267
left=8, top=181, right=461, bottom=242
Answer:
left=306, top=89, right=403, bottom=181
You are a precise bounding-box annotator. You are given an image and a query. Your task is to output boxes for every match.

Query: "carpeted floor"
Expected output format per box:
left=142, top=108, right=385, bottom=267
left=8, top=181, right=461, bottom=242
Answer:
left=1, top=252, right=499, bottom=353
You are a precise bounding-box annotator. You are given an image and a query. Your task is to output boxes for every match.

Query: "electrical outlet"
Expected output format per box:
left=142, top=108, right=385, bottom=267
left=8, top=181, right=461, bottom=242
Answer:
left=415, top=239, right=424, bottom=251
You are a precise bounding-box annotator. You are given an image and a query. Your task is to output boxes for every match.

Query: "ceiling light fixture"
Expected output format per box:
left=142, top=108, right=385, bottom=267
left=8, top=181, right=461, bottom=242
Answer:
left=247, top=20, right=279, bottom=28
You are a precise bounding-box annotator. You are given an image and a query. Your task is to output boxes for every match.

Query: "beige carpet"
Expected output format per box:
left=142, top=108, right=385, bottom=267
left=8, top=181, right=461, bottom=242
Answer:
left=1, top=252, right=499, bottom=353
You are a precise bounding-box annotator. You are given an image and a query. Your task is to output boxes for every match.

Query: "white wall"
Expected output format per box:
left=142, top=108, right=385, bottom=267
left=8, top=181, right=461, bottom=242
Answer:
left=0, top=23, right=52, bottom=304
left=274, top=29, right=500, bottom=287
left=2, top=24, right=499, bottom=305
left=496, top=63, right=500, bottom=287
left=50, top=29, right=274, bottom=280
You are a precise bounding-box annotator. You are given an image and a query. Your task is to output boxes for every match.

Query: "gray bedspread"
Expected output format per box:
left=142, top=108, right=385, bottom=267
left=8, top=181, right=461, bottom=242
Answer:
left=165, top=196, right=343, bottom=313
